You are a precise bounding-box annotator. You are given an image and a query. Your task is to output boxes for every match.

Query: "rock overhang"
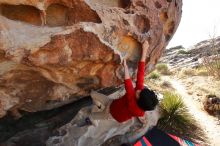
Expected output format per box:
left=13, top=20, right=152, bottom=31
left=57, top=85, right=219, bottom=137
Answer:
left=0, top=0, right=182, bottom=118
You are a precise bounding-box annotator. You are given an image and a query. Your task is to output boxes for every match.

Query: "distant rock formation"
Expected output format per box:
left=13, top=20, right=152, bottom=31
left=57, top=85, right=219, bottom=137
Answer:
left=160, top=36, right=220, bottom=69
left=0, top=0, right=182, bottom=118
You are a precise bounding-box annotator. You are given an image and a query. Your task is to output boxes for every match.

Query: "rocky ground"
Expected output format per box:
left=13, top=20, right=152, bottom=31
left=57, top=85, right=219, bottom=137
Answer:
left=163, top=76, right=220, bottom=146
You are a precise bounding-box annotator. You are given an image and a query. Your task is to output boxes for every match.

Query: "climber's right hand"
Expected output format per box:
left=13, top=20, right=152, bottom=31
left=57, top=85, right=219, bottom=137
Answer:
left=141, top=41, right=150, bottom=62
left=123, top=59, right=130, bottom=80
left=123, top=59, right=128, bottom=68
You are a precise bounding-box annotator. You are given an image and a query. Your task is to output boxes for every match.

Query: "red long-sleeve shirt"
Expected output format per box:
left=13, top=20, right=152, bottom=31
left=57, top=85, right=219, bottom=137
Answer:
left=110, top=61, right=145, bottom=123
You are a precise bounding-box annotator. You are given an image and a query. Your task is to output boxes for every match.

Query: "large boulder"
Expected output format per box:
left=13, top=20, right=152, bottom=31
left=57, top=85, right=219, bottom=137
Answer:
left=0, top=0, right=182, bottom=117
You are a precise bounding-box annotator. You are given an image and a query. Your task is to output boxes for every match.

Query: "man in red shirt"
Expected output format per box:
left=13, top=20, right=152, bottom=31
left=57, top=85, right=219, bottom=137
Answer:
left=85, top=41, right=158, bottom=125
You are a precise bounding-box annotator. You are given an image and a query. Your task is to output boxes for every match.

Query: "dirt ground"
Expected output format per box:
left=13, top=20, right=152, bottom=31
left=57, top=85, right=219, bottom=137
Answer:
left=162, top=75, right=220, bottom=146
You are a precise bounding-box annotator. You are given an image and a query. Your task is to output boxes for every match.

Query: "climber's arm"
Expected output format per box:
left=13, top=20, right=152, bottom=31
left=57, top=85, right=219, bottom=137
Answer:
left=123, top=59, right=135, bottom=98
left=123, top=59, right=135, bottom=95
left=136, top=41, right=149, bottom=90
left=124, top=59, right=130, bottom=80
left=140, top=41, right=149, bottom=62
left=123, top=59, right=144, bottom=116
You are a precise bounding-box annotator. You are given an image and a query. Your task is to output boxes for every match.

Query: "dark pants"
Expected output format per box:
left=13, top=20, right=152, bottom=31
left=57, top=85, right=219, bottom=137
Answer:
left=122, top=126, right=180, bottom=146
left=144, top=126, right=180, bottom=146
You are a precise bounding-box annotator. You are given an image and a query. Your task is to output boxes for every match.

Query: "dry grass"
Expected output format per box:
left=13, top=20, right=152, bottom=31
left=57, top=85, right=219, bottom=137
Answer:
left=144, top=78, right=173, bottom=93
left=178, top=67, right=209, bottom=77
left=160, top=81, right=173, bottom=88
left=179, top=68, right=196, bottom=77
left=203, top=59, right=220, bottom=78
left=196, top=67, right=209, bottom=76
left=202, top=37, right=220, bottom=79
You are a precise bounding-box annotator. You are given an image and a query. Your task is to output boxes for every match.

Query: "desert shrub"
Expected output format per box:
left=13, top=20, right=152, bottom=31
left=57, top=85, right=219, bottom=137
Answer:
left=196, top=66, right=209, bottom=76
left=203, top=94, right=220, bottom=116
left=157, top=91, right=207, bottom=144
left=148, top=71, right=160, bottom=79
left=156, top=63, right=171, bottom=75
left=161, top=81, right=172, bottom=88
left=156, top=63, right=168, bottom=71
left=180, top=68, right=196, bottom=76
left=203, top=57, right=220, bottom=78
left=203, top=37, right=220, bottom=78
left=178, top=50, right=190, bottom=54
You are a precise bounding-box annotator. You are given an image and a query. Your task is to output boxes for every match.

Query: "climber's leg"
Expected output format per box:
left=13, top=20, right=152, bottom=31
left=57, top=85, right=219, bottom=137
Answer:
left=108, top=87, right=125, bottom=100
left=75, top=112, right=109, bottom=127
left=91, top=90, right=111, bottom=111
left=76, top=110, right=112, bottom=127
left=90, top=111, right=111, bottom=121
left=90, top=103, right=112, bottom=120
left=76, top=101, right=112, bottom=127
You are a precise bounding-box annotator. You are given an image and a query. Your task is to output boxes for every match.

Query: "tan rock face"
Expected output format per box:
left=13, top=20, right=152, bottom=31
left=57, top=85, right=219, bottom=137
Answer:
left=0, top=0, right=182, bottom=117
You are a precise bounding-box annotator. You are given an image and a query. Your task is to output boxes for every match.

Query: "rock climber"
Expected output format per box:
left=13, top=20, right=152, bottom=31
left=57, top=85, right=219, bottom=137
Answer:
left=84, top=41, right=159, bottom=126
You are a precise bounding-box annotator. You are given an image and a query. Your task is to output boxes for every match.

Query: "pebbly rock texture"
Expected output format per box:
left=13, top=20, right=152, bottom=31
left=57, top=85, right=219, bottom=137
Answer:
left=0, top=0, right=182, bottom=118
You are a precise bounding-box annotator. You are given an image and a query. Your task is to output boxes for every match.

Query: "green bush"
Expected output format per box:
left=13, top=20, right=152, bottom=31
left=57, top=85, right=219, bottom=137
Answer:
left=178, top=50, right=190, bottom=54
left=157, top=91, right=207, bottom=144
left=156, top=63, right=171, bottom=75
left=148, top=71, right=160, bottom=79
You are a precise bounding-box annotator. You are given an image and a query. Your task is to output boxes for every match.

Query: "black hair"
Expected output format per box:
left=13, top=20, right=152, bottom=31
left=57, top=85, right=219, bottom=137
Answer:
left=137, top=87, right=159, bottom=111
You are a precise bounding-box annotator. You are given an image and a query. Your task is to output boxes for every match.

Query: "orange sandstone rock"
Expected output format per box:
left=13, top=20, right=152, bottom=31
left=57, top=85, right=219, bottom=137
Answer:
left=0, top=0, right=182, bottom=118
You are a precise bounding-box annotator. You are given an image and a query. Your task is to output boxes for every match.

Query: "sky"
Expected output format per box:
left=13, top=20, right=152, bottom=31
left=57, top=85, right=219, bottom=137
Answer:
left=167, top=0, right=220, bottom=48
